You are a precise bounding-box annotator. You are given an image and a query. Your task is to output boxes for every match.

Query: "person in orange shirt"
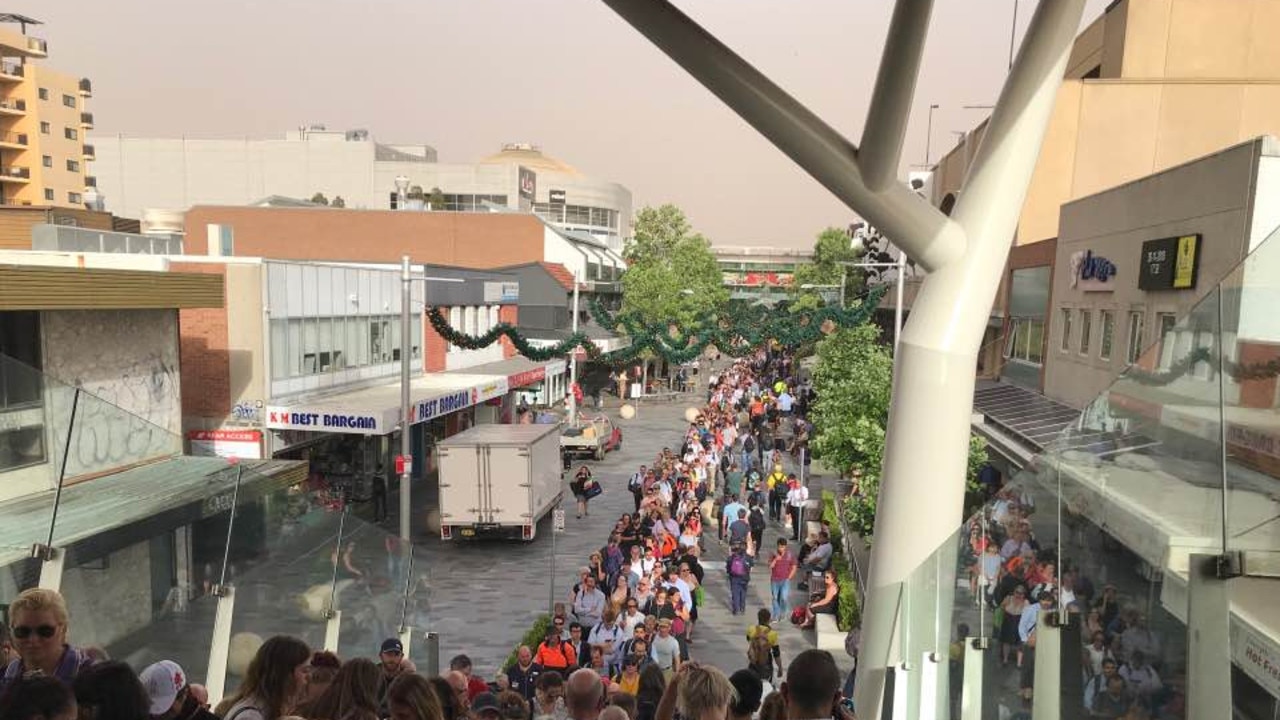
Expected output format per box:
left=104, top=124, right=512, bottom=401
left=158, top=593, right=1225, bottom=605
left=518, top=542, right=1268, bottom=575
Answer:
left=533, top=628, right=577, bottom=672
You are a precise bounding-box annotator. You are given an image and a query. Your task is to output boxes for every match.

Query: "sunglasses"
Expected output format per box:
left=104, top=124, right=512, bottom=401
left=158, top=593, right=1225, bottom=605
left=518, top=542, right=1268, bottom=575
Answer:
left=11, top=625, right=57, bottom=640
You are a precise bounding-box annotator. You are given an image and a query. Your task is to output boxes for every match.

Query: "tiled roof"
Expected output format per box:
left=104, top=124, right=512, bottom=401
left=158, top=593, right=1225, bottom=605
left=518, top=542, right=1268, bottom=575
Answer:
left=540, top=262, right=577, bottom=291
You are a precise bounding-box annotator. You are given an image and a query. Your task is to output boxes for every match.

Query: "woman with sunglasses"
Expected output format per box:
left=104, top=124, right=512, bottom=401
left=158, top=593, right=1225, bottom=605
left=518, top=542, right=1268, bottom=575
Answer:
left=0, top=589, right=92, bottom=694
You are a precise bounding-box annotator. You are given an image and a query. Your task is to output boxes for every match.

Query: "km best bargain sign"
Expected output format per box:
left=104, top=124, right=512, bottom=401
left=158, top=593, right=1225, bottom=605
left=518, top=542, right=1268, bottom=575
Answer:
left=266, top=384, right=500, bottom=436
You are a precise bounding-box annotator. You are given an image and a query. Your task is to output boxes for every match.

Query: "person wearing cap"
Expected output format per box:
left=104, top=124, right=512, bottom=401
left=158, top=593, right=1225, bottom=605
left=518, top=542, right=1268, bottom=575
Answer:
left=140, top=660, right=217, bottom=720
left=376, top=638, right=414, bottom=716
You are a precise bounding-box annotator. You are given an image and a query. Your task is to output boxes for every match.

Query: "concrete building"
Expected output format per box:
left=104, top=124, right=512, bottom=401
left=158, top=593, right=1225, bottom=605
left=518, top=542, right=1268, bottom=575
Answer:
left=0, top=254, right=306, bottom=657
left=0, top=14, right=94, bottom=209
left=90, top=128, right=633, bottom=250
left=931, top=0, right=1280, bottom=250
left=711, top=245, right=812, bottom=302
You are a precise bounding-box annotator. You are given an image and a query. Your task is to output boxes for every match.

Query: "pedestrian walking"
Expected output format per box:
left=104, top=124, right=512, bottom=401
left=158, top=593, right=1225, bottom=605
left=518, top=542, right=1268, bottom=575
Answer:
left=726, top=543, right=752, bottom=615
left=785, top=476, right=809, bottom=541
left=768, top=538, right=797, bottom=621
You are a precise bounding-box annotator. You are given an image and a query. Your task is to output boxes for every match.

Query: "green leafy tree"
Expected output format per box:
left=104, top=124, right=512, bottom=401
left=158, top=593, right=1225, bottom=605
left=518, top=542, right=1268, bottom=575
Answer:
left=621, top=204, right=728, bottom=329
left=813, top=321, right=988, bottom=540
left=331, top=195, right=346, bottom=208
left=792, top=226, right=864, bottom=310
left=428, top=187, right=447, bottom=210
left=310, top=192, right=329, bottom=206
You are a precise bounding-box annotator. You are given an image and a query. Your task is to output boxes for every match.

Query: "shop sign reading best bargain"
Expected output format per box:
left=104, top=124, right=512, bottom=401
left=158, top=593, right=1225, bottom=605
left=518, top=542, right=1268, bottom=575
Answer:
left=409, top=389, right=474, bottom=424
left=265, top=406, right=392, bottom=435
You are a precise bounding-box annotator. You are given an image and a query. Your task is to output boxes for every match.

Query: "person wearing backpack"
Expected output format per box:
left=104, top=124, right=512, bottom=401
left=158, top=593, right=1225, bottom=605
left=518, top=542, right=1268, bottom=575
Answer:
left=747, top=499, right=767, bottom=552
left=745, top=611, right=782, bottom=682
left=726, top=543, right=752, bottom=615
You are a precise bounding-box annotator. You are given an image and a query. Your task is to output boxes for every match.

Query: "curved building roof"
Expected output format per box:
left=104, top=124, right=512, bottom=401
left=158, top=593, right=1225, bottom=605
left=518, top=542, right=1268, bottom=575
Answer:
left=479, top=144, right=581, bottom=176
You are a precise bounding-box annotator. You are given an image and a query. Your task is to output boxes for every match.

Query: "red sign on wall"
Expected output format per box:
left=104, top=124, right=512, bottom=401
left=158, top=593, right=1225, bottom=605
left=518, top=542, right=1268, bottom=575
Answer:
left=508, top=368, right=547, bottom=388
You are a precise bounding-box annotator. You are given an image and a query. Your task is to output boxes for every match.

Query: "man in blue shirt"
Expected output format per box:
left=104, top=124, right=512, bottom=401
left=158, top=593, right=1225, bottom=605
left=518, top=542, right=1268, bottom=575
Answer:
left=721, top=495, right=747, bottom=541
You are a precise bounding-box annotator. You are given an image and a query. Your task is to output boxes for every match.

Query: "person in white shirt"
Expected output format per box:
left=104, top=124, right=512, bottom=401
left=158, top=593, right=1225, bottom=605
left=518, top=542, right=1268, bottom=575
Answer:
left=784, top=476, right=808, bottom=541
left=1019, top=591, right=1054, bottom=643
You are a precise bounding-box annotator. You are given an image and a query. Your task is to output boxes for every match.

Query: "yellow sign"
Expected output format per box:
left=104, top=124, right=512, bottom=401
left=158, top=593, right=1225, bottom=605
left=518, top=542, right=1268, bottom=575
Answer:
left=1173, top=234, right=1198, bottom=289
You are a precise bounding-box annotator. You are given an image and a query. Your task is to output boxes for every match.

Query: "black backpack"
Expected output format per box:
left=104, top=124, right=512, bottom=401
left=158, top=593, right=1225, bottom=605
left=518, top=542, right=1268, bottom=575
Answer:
left=749, top=507, right=766, bottom=533
left=743, top=435, right=756, bottom=453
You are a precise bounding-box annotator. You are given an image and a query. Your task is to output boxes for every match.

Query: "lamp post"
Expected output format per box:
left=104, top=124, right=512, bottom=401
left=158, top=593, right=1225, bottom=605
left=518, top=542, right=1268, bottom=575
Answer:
left=923, top=103, right=940, bottom=167
left=840, top=254, right=908, bottom=354
left=398, top=261, right=465, bottom=541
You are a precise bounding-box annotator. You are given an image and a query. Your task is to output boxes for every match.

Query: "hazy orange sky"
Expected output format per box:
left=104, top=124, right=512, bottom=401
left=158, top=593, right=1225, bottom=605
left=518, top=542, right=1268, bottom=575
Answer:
left=29, top=0, right=1108, bottom=248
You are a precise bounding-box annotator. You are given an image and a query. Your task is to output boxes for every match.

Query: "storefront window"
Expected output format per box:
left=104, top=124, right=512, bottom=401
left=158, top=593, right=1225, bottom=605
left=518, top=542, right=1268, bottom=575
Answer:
left=1003, top=317, right=1044, bottom=366
left=1099, top=310, right=1114, bottom=360
left=1078, top=309, right=1092, bottom=355
left=1060, top=308, right=1073, bottom=352
left=1126, top=310, right=1145, bottom=365
left=0, top=311, right=45, bottom=473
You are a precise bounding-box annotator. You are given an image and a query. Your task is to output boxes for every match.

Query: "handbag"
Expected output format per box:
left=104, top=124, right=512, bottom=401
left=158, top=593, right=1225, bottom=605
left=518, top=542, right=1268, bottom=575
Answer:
left=584, top=480, right=603, bottom=500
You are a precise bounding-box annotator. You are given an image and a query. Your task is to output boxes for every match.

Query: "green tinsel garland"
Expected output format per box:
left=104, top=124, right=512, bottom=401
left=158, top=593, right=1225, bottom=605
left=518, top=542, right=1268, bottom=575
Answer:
left=428, top=284, right=888, bottom=368
left=1123, top=345, right=1280, bottom=386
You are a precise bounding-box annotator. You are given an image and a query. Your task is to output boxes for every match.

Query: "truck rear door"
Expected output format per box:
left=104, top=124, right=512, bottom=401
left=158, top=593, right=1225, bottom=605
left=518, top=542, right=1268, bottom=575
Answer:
left=483, top=443, right=532, bottom=527
left=437, top=444, right=483, bottom=532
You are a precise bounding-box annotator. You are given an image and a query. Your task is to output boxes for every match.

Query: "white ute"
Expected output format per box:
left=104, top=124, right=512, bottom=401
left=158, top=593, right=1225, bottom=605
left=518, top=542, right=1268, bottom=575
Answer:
left=436, top=423, right=562, bottom=541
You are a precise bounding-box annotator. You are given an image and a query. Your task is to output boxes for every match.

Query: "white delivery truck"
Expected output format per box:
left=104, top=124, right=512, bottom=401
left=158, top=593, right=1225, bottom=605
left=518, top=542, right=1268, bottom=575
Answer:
left=436, top=423, right=563, bottom=541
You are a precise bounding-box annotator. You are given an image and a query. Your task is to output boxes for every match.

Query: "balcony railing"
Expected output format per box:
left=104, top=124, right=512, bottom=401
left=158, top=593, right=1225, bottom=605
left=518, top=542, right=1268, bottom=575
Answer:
left=83, top=144, right=95, bottom=159
left=0, top=62, right=21, bottom=78
left=1, top=165, right=30, bottom=179
left=78, top=77, right=92, bottom=95
left=0, top=98, right=26, bottom=112
left=0, top=131, right=27, bottom=146
left=80, top=111, right=93, bottom=127
left=26, top=36, right=46, bottom=55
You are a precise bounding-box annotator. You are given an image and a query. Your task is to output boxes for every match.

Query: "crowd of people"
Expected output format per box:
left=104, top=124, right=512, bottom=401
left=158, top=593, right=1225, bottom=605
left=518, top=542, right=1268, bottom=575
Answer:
left=957, top=483, right=1185, bottom=719
left=0, top=349, right=868, bottom=720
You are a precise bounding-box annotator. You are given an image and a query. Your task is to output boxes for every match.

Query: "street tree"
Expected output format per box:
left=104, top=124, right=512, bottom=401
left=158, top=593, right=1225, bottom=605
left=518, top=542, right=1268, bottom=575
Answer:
left=792, top=226, right=863, bottom=310
left=810, top=321, right=987, bottom=540
left=428, top=187, right=447, bottom=210
left=310, top=192, right=329, bottom=206
left=331, top=195, right=346, bottom=208
left=621, top=204, right=728, bottom=329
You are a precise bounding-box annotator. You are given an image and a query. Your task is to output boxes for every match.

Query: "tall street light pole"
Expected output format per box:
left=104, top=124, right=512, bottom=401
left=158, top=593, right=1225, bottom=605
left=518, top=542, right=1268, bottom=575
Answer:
left=399, top=256, right=413, bottom=541
left=1009, top=0, right=1021, bottom=70
left=923, top=103, right=939, bottom=167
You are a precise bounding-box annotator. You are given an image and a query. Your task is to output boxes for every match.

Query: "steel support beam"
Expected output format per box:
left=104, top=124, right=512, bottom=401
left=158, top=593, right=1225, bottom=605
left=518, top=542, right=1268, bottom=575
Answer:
left=860, top=0, right=936, bottom=191
left=598, top=0, right=965, bottom=274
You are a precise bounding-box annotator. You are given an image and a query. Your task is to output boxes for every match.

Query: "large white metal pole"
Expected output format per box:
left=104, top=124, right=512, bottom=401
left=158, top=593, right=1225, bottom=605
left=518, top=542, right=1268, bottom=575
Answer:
left=399, top=256, right=412, bottom=541
left=569, top=271, right=580, bottom=427
left=856, top=2, right=1084, bottom=716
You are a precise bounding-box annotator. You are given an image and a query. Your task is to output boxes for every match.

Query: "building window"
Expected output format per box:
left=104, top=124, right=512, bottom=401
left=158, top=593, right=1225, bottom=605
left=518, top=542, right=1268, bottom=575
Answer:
left=67, top=192, right=82, bottom=204
left=42, top=155, right=52, bottom=168
left=1156, top=312, right=1178, bottom=369
left=1003, top=317, right=1044, bottom=366
left=0, top=311, right=46, bottom=472
left=448, top=307, right=462, bottom=353
left=66, top=159, right=80, bottom=172
left=1059, top=308, right=1072, bottom=352
left=39, top=121, right=49, bottom=134
left=64, top=127, right=77, bottom=141
left=1078, top=310, right=1092, bottom=355
left=43, top=189, right=54, bottom=201
left=62, top=94, right=76, bottom=108
left=38, top=88, right=48, bottom=101
left=1126, top=311, right=1145, bottom=365
left=1099, top=310, right=1114, bottom=361
left=271, top=314, right=407, bottom=380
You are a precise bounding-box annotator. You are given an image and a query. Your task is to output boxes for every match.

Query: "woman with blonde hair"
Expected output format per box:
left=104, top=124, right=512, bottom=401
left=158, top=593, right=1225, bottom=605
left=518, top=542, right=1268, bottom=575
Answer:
left=386, top=673, right=443, bottom=720
left=653, top=664, right=734, bottom=720
left=0, top=588, right=92, bottom=693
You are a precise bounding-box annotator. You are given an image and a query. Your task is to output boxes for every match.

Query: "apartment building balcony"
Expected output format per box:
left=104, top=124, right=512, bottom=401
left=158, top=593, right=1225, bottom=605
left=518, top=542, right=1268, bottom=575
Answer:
left=82, top=143, right=94, bottom=160
left=0, top=97, right=26, bottom=115
left=0, top=62, right=21, bottom=81
left=0, top=165, right=29, bottom=182
left=0, top=131, right=27, bottom=150
left=79, top=111, right=93, bottom=129
left=79, top=78, right=91, bottom=97
left=0, top=23, right=45, bottom=58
